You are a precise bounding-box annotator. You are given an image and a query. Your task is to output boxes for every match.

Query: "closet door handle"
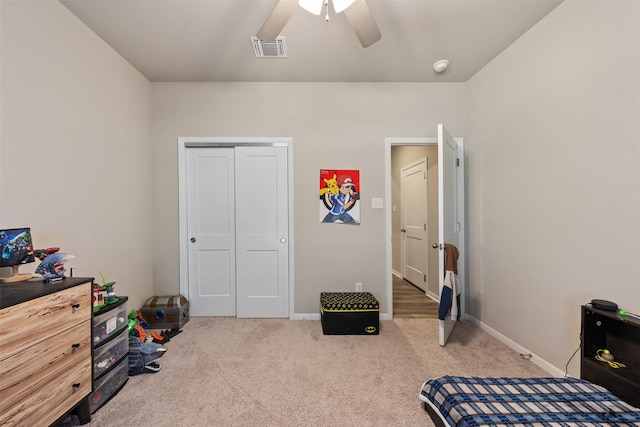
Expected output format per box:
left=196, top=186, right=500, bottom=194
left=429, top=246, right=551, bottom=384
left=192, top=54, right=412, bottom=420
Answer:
left=190, top=237, right=196, bottom=243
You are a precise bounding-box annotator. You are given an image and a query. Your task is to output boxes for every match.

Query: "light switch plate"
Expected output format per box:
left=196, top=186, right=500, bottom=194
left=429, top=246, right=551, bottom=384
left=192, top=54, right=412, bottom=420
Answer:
left=371, top=197, right=383, bottom=209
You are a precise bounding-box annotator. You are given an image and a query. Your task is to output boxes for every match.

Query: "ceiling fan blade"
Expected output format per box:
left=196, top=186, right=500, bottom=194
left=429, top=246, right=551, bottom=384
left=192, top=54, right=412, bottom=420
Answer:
left=257, top=0, right=299, bottom=42
left=343, top=0, right=381, bottom=48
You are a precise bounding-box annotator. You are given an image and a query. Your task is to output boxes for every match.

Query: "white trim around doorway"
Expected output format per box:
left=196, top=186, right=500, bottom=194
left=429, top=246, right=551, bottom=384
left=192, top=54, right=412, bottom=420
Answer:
left=385, top=137, right=465, bottom=320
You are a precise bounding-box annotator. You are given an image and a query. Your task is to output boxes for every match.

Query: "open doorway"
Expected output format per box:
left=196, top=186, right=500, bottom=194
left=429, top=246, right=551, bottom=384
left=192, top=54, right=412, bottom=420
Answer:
left=386, top=131, right=465, bottom=344
left=389, top=140, right=440, bottom=318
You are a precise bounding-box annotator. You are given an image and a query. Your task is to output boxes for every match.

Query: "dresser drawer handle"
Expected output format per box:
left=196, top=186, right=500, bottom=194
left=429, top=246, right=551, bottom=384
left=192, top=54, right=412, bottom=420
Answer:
left=71, top=303, right=81, bottom=309
left=72, top=343, right=80, bottom=349
left=72, top=383, right=81, bottom=389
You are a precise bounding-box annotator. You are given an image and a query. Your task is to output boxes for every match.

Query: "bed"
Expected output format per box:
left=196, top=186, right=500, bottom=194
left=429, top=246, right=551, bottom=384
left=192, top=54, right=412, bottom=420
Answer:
left=419, top=376, right=640, bottom=426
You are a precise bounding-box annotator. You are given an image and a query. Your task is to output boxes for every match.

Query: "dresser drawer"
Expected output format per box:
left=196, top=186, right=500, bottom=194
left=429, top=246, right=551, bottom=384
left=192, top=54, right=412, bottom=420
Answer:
left=0, top=319, right=91, bottom=416
left=0, top=283, right=91, bottom=360
left=0, top=347, right=91, bottom=427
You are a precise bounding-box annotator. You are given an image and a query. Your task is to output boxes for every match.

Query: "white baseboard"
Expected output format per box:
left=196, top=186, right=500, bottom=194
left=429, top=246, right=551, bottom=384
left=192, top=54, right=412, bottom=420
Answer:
left=293, top=313, right=320, bottom=320
left=465, top=315, right=565, bottom=378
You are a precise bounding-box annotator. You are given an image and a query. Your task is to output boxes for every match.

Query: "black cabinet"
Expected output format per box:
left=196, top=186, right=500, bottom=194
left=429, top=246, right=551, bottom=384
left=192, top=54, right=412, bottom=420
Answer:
left=581, top=304, right=640, bottom=408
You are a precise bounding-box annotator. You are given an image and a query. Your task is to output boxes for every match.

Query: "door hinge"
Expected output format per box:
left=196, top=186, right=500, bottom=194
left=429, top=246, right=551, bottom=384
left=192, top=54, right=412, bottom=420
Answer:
left=424, top=274, right=427, bottom=282
left=456, top=222, right=461, bottom=232
left=424, top=224, right=427, bottom=231
left=456, top=158, right=460, bottom=167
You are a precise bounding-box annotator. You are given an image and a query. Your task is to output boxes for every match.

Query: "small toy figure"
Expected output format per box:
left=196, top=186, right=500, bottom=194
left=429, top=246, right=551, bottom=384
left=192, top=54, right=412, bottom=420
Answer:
left=34, top=247, right=60, bottom=260
left=35, top=248, right=75, bottom=281
left=93, top=286, right=106, bottom=310
left=100, top=273, right=119, bottom=305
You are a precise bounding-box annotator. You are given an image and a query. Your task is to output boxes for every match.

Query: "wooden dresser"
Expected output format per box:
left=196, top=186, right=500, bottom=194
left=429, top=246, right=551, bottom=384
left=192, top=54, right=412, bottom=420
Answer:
left=0, top=277, right=94, bottom=426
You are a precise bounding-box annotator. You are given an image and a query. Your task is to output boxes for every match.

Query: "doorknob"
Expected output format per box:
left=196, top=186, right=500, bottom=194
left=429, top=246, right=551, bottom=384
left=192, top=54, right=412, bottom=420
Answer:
left=432, top=243, right=442, bottom=249
left=190, top=237, right=196, bottom=243
left=400, top=229, right=406, bottom=233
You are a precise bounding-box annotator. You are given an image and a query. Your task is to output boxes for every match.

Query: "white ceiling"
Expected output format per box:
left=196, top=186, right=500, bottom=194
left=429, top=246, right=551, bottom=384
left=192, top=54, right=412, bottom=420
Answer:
left=60, top=0, right=563, bottom=83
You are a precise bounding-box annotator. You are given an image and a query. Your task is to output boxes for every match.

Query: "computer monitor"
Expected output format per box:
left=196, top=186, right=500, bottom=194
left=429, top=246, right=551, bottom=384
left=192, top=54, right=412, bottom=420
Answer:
left=0, top=227, right=35, bottom=283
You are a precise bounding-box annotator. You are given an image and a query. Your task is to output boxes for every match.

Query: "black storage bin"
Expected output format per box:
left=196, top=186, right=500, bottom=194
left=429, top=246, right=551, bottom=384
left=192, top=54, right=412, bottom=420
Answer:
left=320, top=292, right=379, bottom=335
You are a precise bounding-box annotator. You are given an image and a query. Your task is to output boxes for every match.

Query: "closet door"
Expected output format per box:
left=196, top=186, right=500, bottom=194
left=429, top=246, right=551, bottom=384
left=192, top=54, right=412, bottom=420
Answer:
left=186, top=145, right=289, bottom=318
left=235, top=146, right=289, bottom=318
left=187, top=148, right=236, bottom=316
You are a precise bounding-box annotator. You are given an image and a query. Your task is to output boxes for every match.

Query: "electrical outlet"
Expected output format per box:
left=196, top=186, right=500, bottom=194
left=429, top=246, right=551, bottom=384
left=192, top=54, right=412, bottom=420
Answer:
left=355, top=282, right=363, bottom=292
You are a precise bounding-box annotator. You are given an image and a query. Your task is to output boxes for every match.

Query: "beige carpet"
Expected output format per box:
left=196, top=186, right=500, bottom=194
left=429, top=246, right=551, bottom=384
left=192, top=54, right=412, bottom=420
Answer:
left=87, top=318, right=547, bottom=427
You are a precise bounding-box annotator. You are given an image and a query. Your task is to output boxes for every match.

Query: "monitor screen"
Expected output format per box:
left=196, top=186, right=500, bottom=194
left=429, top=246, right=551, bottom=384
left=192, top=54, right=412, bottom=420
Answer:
left=0, top=227, right=35, bottom=268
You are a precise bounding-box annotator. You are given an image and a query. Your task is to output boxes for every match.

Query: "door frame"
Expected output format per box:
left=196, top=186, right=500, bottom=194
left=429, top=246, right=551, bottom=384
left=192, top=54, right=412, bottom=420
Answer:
left=385, top=137, right=465, bottom=320
left=177, top=137, right=295, bottom=319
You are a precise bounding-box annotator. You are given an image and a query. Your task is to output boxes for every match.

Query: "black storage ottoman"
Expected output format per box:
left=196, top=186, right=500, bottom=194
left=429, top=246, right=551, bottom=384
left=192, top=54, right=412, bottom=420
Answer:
left=320, top=292, right=380, bottom=335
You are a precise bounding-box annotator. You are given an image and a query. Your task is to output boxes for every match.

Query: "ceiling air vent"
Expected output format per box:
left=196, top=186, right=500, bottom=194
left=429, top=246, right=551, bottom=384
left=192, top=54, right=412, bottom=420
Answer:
left=250, top=36, right=287, bottom=58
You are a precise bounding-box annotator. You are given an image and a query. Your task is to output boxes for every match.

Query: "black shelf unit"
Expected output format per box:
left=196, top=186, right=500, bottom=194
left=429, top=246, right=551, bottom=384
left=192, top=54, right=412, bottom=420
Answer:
left=581, top=304, right=640, bottom=408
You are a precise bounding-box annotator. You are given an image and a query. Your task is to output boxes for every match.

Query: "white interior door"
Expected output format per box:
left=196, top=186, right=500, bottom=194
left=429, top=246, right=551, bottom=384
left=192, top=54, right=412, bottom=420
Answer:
left=187, top=148, right=236, bottom=316
left=235, top=146, right=289, bottom=318
left=438, top=124, right=460, bottom=346
left=185, top=144, right=289, bottom=318
left=401, top=158, right=428, bottom=291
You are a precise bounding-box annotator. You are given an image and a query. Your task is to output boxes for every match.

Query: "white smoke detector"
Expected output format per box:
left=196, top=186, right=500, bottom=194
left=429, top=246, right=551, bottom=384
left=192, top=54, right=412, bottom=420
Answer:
left=433, top=59, right=449, bottom=73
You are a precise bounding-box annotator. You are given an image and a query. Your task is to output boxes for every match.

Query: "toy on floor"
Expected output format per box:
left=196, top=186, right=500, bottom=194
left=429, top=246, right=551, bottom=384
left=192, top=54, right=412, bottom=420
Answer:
left=126, top=306, right=184, bottom=347
left=128, top=336, right=167, bottom=376
left=150, top=326, right=183, bottom=344
left=128, top=309, right=149, bottom=340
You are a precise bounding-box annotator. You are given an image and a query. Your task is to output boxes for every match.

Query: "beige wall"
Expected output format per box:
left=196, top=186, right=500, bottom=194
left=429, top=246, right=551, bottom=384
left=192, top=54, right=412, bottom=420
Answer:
left=3, top=0, right=639, bottom=379
left=0, top=1, right=154, bottom=309
left=151, top=83, right=466, bottom=315
left=466, top=0, right=640, bottom=376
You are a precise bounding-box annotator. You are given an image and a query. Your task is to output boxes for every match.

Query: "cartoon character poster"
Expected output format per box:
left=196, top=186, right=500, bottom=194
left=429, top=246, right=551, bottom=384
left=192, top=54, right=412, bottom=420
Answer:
left=319, top=169, right=360, bottom=224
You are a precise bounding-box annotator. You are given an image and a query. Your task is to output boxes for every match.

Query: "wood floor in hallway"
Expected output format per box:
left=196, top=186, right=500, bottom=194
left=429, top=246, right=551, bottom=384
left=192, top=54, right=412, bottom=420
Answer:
left=392, top=275, right=438, bottom=319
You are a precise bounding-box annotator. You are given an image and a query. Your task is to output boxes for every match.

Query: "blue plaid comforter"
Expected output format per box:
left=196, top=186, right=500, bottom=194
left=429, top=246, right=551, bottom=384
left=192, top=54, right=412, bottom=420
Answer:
left=420, top=376, right=640, bottom=426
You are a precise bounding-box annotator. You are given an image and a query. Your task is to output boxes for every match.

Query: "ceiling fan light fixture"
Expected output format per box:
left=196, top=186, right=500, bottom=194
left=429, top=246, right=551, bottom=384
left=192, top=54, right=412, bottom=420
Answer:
left=299, top=0, right=323, bottom=15
left=333, top=0, right=356, bottom=13
left=260, top=0, right=381, bottom=48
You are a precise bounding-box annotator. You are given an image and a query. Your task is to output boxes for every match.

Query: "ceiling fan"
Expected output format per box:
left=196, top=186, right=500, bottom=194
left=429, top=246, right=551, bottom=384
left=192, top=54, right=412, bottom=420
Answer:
left=257, top=0, right=381, bottom=48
